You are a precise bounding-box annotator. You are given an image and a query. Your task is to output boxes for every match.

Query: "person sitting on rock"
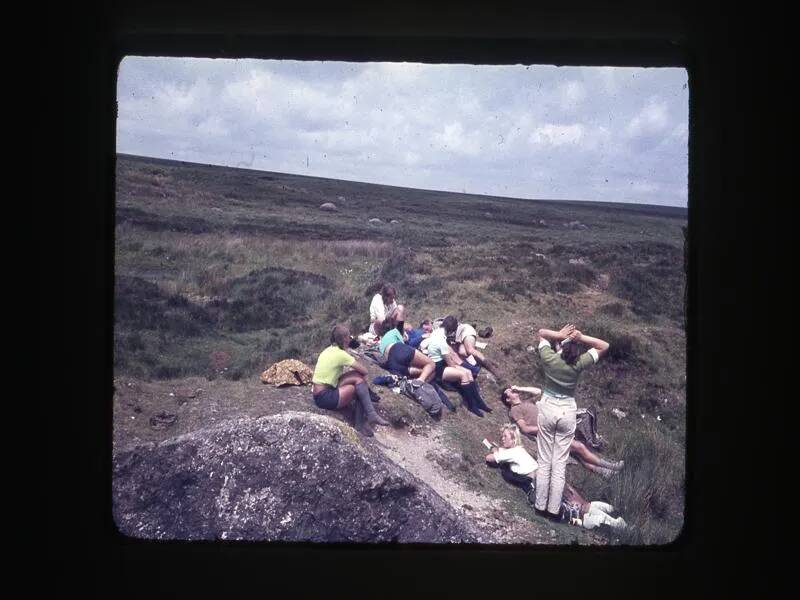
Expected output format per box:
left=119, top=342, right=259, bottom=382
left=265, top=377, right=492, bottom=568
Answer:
left=445, top=318, right=503, bottom=381
left=377, top=316, right=435, bottom=383
left=369, top=284, right=409, bottom=336
left=312, top=324, right=390, bottom=436
left=500, top=385, right=624, bottom=479
left=428, top=315, right=492, bottom=417
left=485, top=424, right=538, bottom=505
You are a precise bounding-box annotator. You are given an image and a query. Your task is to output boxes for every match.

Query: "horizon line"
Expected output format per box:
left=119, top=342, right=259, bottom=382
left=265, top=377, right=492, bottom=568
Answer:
left=116, top=152, right=688, bottom=212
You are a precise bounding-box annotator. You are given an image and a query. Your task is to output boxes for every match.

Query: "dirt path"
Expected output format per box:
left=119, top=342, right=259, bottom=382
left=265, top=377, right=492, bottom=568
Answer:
left=373, top=425, right=555, bottom=544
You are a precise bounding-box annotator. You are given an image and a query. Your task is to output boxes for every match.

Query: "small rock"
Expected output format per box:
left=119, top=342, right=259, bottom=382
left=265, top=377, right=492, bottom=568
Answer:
left=390, top=219, right=401, bottom=224
left=337, top=196, right=346, bottom=201
left=150, top=412, right=178, bottom=429
left=368, top=218, right=382, bottom=224
left=319, top=202, right=338, bottom=211
left=526, top=345, right=536, bottom=353
left=611, top=408, right=627, bottom=420
left=534, top=253, right=547, bottom=260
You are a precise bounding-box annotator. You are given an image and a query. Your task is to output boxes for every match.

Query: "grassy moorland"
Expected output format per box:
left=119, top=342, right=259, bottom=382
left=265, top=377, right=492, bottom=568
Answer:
left=114, top=153, right=687, bottom=545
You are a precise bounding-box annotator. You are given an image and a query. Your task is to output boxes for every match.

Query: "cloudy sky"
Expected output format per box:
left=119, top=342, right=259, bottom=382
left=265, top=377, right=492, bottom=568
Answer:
left=117, top=57, right=688, bottom=207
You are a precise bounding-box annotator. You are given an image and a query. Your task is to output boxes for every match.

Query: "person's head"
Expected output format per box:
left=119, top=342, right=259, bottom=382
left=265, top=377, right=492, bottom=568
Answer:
left=442, top=315, right=458, bottom=335
left=378, top=316, right=397, bottom=337
left=558, top=338, right=584, bottom=366
left=500, top=424, right=521, bottom=448
left=500, top=388, right=522, bottom=407
left=419, top=319, right=433, bottom=333
left=380, top=284, right=397, bottom=305
left=330, top=324, right=351, bottom=349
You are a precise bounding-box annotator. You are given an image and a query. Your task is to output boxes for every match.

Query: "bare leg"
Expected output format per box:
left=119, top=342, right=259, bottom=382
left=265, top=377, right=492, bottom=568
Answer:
left=442, top=365, right=473, bottom=386
left=463, top=337, right=502, bottom=378
left=571, top=440, right=623, bottom=470
left=336, top=371, right=365, bottom=408
left=410, top=350, right=435, bottom=382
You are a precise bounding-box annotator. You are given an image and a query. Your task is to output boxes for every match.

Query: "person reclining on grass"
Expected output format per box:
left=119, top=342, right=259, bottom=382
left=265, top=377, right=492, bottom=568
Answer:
left=428, top=315, right=492, bottom=417
left=406, top=319, right=433, bottom=349
left=368, top=284, right=411, bottom=336
left=500, top=385, right=624, bottom=479
left=312, top=324, right=390, bottom=437
left=484, top=424, right=538, bottom=505
left=444, top=318, right=503, bottom=381
left=377, top=316, right=435, bottom=383
left=485, top=424, right=627, bottom=530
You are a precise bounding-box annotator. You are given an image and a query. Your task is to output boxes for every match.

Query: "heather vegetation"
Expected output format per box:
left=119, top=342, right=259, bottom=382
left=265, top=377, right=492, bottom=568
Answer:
left=114, top=153, right=687, bottom=545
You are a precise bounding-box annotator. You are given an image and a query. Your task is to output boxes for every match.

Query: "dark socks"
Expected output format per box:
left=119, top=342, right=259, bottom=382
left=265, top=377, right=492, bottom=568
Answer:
left=458, top=384, right=484, bottom=417
left=463, top=381, right=491, bottom=412
left=355, top=382, right=389, bottom=426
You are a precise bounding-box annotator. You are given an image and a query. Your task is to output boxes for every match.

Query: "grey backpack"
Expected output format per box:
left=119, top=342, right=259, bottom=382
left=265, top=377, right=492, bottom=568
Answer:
left=398, top=378, right=443, bottom=417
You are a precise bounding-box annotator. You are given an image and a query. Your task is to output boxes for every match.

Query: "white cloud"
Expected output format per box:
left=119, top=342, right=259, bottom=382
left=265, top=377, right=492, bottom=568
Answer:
left=529, top=124, right=584, bottom=147
left=116, top=58, right=688, bottom=206
left=559, top=80, right=587, bottom=109
left=626, top=98, right=670, bottom=137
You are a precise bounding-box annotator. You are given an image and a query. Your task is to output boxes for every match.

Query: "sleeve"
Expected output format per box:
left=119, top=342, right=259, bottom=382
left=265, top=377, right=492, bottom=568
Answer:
left=538, top=342, right=558, bottom=366
left=574, top=351, right=597, bottom=373
left=369, top=295, right=384, bottom=321
left=335, top=348, right=356, bottom=368
left=493, top=447, right=512, bottom=464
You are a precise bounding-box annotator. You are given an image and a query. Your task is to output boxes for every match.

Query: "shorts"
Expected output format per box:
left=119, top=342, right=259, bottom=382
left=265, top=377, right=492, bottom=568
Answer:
left=386, top=343, right=415, bottom=376
left=434, top=359, right=447, bottom=381
left=313, top=386, right=340, bottom=410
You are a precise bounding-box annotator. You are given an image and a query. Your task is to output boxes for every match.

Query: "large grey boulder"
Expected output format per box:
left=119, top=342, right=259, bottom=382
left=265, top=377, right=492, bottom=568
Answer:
left=113, top=412, right=480, bottom=542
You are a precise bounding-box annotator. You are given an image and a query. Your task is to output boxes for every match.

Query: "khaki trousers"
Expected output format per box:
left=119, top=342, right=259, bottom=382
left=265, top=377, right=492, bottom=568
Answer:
left=535, top=394, right=577, bottom=514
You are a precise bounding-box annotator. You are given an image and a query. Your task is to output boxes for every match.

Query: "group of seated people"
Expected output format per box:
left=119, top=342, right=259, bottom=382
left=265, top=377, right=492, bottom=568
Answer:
left=310, top=283, right=628, bottom=531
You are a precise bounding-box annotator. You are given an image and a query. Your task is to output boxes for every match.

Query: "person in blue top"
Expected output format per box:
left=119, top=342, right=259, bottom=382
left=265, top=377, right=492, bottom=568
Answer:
left=377, top=316, right=435, bottom=383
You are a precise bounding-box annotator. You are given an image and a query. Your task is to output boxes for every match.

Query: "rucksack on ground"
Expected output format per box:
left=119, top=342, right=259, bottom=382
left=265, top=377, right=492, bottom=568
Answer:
left=398, top=378, right=443, bottom=418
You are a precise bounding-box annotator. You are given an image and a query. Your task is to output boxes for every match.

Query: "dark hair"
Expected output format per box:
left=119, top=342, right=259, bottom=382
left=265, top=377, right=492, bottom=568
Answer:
left=419, top=319, right=432, bottom=328
left=381, top=284, right=397, bottom=300
left=330, top=324, right=351, bottom=349
left=378, top=316, right=397, bottom=337
left=560, top=341, right=584, bottom=366
left=499, top=388, right=512, bottom=405
left=442, top=315, right=458, bottom=334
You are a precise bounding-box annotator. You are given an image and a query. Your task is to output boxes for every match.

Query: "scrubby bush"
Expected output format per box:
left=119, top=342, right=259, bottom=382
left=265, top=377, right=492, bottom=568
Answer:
left=553, top=279, right=581, bottom=294
left=219, top=267, right=332, bottom=332
left=599, top=302, right=626, bottom=317
left=558, top=262, right=596, bottom=285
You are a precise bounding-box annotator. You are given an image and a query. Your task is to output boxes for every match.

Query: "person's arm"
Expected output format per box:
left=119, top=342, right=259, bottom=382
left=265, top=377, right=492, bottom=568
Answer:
left=347, top=359, right=369, bottom=376
left=485, top=452, right=497, bottom=464
left=515, top=418, right=538, bottom=436
left=512, top=385, right=542, bottom=397
left=538, top=324, right=575, bottom=343
left=571, top=329, right=610, bottom=359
